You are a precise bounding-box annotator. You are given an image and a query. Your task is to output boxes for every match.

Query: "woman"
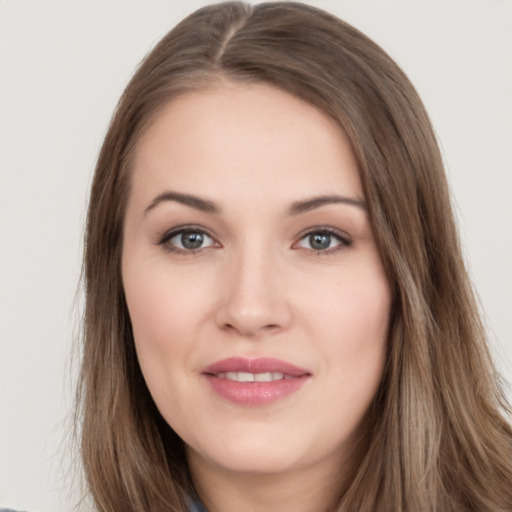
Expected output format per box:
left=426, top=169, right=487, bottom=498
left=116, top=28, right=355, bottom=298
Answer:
left=77, top=2, right=512, bottom=511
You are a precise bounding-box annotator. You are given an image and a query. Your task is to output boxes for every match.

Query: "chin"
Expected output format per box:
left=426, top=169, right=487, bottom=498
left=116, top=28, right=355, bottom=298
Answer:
left=197, top=445, right=304, bottom=475
left=185, top=422, right=324, bottom=477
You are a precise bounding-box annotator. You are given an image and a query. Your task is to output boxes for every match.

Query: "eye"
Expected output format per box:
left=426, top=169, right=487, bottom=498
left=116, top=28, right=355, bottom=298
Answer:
left=159, top=227, right=218, bottom=253
left=294, top=228, right=351, bottom=253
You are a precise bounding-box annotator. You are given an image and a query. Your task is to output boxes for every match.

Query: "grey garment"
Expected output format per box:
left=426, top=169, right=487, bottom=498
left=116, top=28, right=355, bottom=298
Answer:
left=188, top=497, right=209, bottom=512
left=0, top=503, right=205, bottom=512
left=0, top=501, right=206, bottom=512
left=0, top=508, right=203, bottom=512
left=0, top=505, right=204, bottom=512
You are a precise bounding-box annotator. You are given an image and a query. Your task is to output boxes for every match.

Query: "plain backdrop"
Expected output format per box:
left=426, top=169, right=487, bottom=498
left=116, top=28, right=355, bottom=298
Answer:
left=1, top=1, right=511, bottom=510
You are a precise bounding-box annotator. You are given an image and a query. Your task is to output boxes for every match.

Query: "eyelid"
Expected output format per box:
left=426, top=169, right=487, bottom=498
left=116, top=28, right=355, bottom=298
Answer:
left=157, top=224, right=221, bottom=252
left=292, top=226, right=352, bottom=253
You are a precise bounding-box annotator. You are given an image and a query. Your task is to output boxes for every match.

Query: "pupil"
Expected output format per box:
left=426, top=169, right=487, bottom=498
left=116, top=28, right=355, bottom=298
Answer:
left=310, top=233, right=330, bottom=250
left=182, top=232, right=203, bottom=249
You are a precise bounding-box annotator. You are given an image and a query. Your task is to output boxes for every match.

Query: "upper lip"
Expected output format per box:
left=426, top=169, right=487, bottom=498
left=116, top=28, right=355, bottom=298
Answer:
left=203, top=357, right=310, bottom=377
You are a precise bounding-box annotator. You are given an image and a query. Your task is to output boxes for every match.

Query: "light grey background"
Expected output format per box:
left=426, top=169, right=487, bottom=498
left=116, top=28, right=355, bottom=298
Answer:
left=1, top=1, right=511, bottom=510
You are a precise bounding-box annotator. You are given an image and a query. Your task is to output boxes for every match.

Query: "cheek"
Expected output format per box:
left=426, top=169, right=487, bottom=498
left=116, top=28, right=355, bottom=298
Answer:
left=121, top=260, right=209, bottom=405
left=122, top=260, right=213, bottom=427
left=123, top=257, right=211, bottom=348
left=125, top=279, right=175, bottom=350
left=306, top=266, right=390, bottom=394
left=305, top=261, right=390, bottom=342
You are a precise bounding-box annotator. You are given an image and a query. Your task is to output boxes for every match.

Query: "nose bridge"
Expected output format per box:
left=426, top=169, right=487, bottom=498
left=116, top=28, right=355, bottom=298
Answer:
left=216, top=237, right=290, bottom=336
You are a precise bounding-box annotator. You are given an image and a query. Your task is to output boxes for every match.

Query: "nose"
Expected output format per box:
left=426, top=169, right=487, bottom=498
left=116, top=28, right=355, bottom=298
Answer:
left=214, top=246, right=292, bottom=337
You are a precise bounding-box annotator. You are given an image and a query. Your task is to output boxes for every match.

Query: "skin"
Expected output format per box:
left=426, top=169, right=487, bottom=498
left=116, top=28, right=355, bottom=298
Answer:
left=122, top=83, right=391, bottom=512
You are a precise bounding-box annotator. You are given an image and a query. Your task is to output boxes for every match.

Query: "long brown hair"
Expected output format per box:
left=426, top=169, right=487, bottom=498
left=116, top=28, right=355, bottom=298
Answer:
left=78, top=2, right=512, bottom=511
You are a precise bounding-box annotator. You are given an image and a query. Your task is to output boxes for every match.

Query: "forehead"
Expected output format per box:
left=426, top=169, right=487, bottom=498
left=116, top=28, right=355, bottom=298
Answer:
left=131, top=83, right=363, bottom=207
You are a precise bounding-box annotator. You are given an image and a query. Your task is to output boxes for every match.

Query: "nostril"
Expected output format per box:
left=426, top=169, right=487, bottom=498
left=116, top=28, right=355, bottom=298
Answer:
left=220, top=322, right=282, bottom=336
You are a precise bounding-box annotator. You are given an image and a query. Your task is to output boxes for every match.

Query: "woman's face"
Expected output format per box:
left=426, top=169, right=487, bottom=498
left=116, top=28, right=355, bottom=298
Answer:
left=122, top=83, right=391, bottom=481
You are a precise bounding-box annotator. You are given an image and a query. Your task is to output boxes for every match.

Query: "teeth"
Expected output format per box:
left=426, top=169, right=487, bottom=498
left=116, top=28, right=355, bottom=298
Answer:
left=216, top=371, right=286, bottom=382
left=255, top=372, right=273, bottom=382
left=234, top=371, right=253, bottom=382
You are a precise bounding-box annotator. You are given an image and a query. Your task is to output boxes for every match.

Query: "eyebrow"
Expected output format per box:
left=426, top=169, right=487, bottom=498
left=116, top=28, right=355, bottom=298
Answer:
left=287, top=195, right=366, bottom=215
left=144, top=190, right=366, bottom=216
left=144, top=191, right=220, bottom=215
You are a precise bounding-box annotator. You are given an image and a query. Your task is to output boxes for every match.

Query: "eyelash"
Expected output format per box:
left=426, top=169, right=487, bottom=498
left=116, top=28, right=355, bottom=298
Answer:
left=293, top=227, right=352, bottom=255
left=158, top=225, right=219, bottom=255
left=157, top=225, right=352, bottom=255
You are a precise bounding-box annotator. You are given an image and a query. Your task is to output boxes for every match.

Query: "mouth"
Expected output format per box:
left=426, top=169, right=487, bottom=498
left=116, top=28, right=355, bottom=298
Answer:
left=202, top=357, right=311, bottom=406
left=214, top=371, right=295, bottom=382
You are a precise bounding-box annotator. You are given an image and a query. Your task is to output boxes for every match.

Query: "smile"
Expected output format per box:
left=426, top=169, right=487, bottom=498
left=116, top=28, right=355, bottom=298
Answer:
left=203, top=357, right=311, bottom=406
left=215, top=371, right=293, bottom=382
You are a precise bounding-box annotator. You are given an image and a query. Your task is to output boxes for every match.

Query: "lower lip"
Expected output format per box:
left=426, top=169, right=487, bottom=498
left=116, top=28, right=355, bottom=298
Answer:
left=204, top=375, right=309, bottom=406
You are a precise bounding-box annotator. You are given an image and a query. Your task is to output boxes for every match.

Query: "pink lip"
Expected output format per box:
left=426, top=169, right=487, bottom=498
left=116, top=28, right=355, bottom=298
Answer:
left=203, top=357, right=309, bottom=376
left=202, top=357, right=311, bottom=406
